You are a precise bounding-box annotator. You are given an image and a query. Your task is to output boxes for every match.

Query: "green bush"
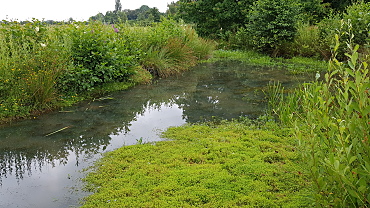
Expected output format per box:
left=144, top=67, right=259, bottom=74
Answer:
left=285, top=23, right=322, bottom=58
left=123, top=19, right=215, bottom=78
left=317, top=15, right=342, bottom=59
left=0, top=20, right=71, bottom=116
left=269, top=36, right=370, bottom=206
left=245, top=0, right=301, bottom=55
left=58, top=22, right=136, bottom=93
left=228, top=27, right=251, bottom=50
left=317, top=1, right=370, bottom=59
left=343, top=1, right=370, bottom=46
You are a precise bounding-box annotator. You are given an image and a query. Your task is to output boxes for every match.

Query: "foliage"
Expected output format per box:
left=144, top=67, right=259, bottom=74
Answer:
left=283, top=23, right=323, bottom=58
left=300, top=0, right=330, bottom=24
left=82, top=121, right=312, bottom=207
left=114, top=0, right=122, bottom=13
left=269, top=36, right=370, bottom=207
left=166, top=1, right=180, bottom=18
left=0, top=19, right=214, bottom=122
left=209, top=50, right=327, bottom=74
left=323, top=0, right=370, bottom=13
left=178, top=0, right=252, bottom=38
left=318, top=1, right=370, bottom=59
left=58, top=22, right=135, bottom=93
left=245, top=0, right=301, bottom=55
left=342, top=1, right=370, bottom=45
left=90, top=4, right=163, bottom=25
left=0, top=20, right=71, bottom=118
left=122, top=19, right=216, bottom=78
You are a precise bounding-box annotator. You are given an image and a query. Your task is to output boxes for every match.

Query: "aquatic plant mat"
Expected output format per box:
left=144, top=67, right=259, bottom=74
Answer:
left=82, top=120, right=312, bottom=207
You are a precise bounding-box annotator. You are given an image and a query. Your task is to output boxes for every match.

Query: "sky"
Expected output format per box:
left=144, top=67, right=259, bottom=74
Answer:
left=0, top=0, right=176, bottom=21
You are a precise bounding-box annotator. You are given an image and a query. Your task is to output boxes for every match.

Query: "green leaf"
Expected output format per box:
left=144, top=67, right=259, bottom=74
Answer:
left=349, top=156, right=357, bottom=165
left=348, top=60, right=355, bottom=70
left=334, top=160, right=340, bottom=171
left=347, top=189, right=359, bottom=198
left=358, top=186, right=366, bottom=194
left=363, top=106, right=370, bottom=117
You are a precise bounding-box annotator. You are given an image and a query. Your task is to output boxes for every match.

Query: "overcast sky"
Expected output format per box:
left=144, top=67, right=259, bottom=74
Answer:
left=0, top=0, right=176, bottom=21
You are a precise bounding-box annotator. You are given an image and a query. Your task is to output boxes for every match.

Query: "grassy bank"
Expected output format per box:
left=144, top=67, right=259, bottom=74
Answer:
left=82, top=119, right=312, bottom=207
left=209, top=50, right=328, bottom=74
left=0, top=19, right=215, bottom=123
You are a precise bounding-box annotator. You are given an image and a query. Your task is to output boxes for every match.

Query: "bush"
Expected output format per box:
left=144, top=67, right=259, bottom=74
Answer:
left=343, top=1, right=370, bottom=45
left=58, top=22, right=136, bottom=93
left=284, top=23, right=322, bottom=58
left=269, top=37, right=370, bottom=207
left=123, top=19, right=215, bottom=78
left=0, top=20, right=71, bottom=115
left=245, top=0, right=301, bottom=55
left=317, top=1, right=370, bottom=60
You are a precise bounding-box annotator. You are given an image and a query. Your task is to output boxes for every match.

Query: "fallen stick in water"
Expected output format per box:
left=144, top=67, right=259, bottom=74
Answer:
left=45, top=126, right=71, bottom=137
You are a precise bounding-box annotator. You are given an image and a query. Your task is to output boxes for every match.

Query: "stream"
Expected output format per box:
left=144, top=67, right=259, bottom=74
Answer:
left=0, top=61, right=311, bottom=207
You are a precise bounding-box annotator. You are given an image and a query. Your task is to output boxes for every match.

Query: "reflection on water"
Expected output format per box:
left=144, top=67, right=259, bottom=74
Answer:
left=0, top=61, right=311, bottom=207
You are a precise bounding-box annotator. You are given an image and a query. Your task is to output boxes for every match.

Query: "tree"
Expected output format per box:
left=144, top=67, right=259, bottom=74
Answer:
left=115, top=0, right=122, bottom=13
left=300, top=0, right=330, bottom=23
left=246, top=0, right=301, bottom=54
left=150, top=7, right=161, bottom=22
left=90, top=13, right=105, bottom=22
left=178, top=0, right=253, bottom=37
left=89, top=4, right=163, bottom=24
left=166, top=1, right=180, bottom=18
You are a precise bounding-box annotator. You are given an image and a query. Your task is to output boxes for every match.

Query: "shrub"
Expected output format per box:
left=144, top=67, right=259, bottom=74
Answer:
left=343, top=1, right=370, bottom=46
left=0, top=20, right=71, bottom=116
left=284, top=23, right=322, bottom=58
left=58, top=22, right=136, bottom=93
left=126, top=19, right=215, bottom=77
left=245, top=0, right=301, bottom=55
left=317, top=14, right=342, bottom=59
left=269, top=36, right=370, bottom=207
left=227, top=27, right=251, bottom=50
left=318, top=1, right=370, bottom=60
left=182, top=25, right=216, bottom=60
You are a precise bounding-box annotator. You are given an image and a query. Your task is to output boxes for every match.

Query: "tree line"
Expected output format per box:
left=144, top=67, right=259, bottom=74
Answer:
left=89, top=0, right=163, bottom=24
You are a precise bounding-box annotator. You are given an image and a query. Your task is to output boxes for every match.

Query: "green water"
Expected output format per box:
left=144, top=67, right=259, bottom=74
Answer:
left=0, top=61, right=312, bottom=207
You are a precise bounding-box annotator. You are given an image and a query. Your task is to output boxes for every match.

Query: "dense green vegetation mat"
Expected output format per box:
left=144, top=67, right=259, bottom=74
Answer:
left=82, top=121, right=312, bottom=207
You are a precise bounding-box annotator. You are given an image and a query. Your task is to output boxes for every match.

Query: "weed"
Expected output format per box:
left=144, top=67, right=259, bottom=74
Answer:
left=82, top=121, right=312, bottom=207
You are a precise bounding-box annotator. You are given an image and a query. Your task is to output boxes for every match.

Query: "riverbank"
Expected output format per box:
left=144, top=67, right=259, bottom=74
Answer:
left=0, top=19, right=215, bottom=124
left=82, top=119, right=313, bottom=207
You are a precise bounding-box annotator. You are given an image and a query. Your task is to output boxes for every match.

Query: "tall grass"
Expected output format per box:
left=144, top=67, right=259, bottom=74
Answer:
left=269, top=34, right=370, bottom=207
left=0, top=21, right=71, bottom=117
left=122, top=19, right=215, bottom=78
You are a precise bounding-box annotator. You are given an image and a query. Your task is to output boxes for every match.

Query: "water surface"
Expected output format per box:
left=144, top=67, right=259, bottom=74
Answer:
left=0, top=61, right=311, bottom=207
